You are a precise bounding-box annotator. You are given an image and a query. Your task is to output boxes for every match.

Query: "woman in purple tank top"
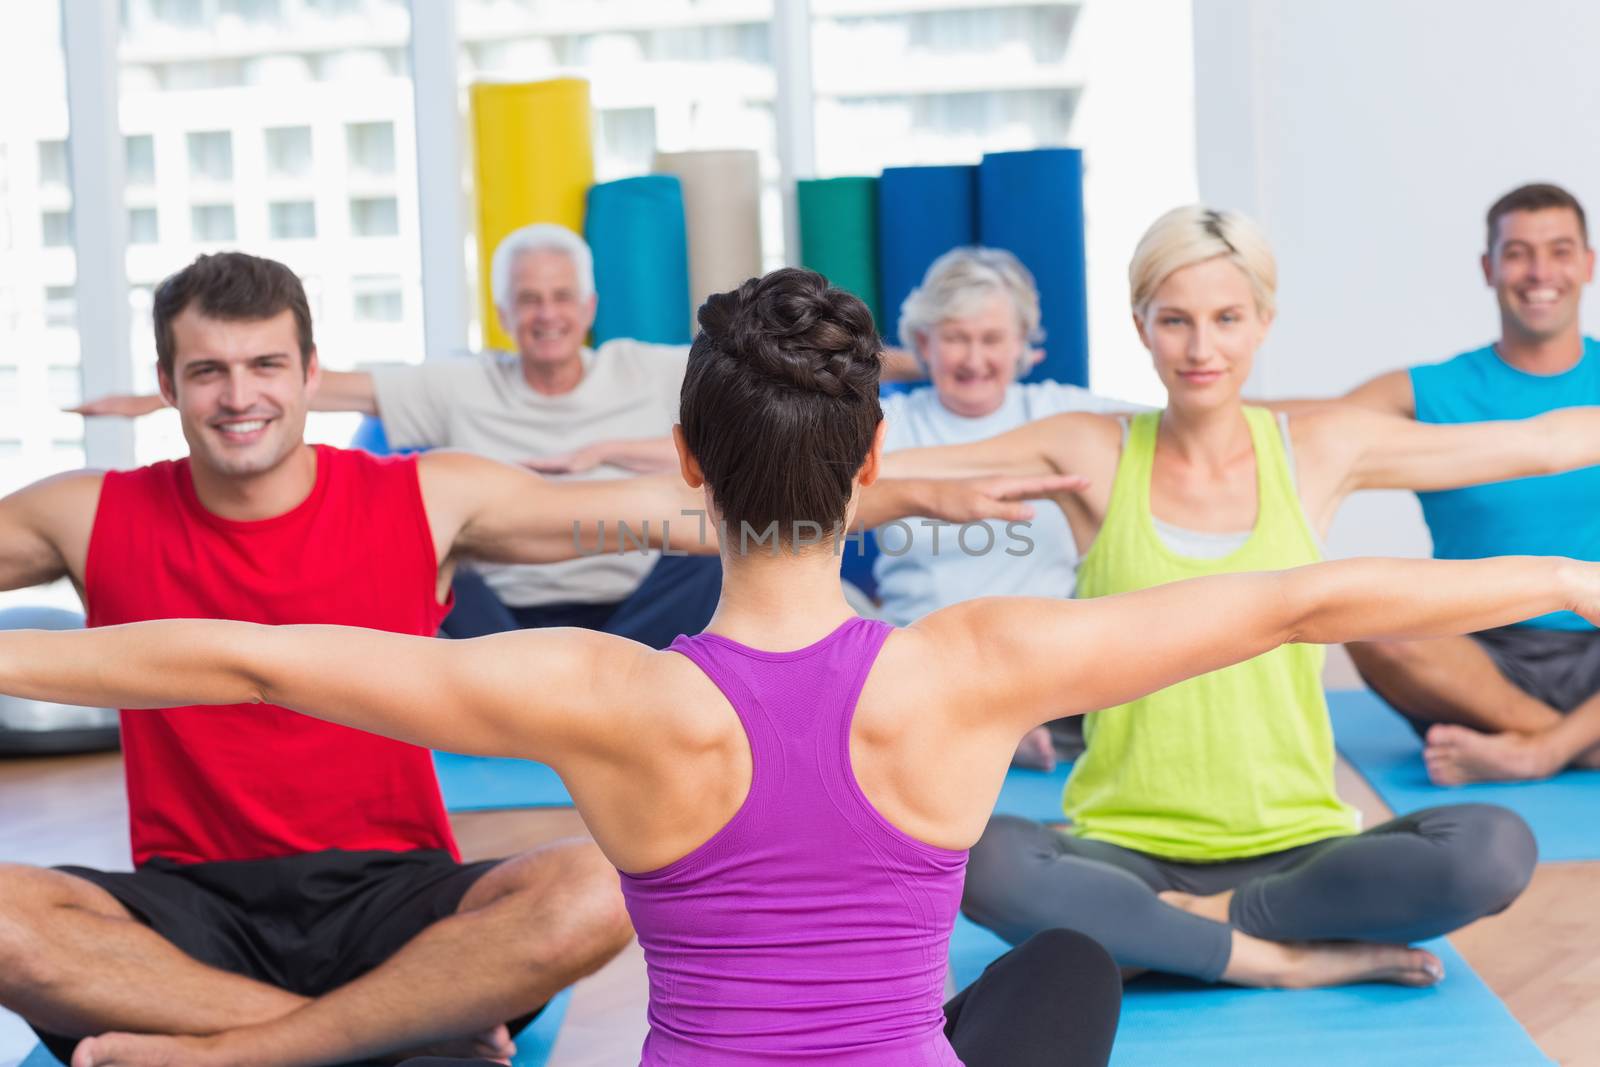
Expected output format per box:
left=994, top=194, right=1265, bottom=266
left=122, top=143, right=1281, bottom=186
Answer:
left=8, top=269, right=1600, bottom=1067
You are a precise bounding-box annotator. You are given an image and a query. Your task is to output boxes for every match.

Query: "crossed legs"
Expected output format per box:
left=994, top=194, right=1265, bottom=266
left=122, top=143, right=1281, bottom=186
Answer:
left=0, top=838, right=631, bottom=1067
left=962, top=806, right=1534, bottom=990
left=1348, top=633, right=1600, bottom=783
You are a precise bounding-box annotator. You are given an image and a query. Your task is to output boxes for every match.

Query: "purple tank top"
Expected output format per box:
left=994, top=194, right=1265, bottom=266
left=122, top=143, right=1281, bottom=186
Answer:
left=619, top=616, right=968, bottom=1066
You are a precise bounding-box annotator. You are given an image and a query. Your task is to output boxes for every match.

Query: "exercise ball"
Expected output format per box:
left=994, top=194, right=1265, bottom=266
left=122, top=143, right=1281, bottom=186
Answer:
left=0, top=606, right=120, bottom=755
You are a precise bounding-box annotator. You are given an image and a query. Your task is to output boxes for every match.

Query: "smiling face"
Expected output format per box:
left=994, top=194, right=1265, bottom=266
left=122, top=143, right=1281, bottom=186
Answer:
left=499, top=249, right=598, bottom=374
left=1134, top=256, right=1271, bottom=412
left=157, top=307, right=317, bottom=480
left=1483, top=208, right=1594, bottom=345
left=921, top=290, right=1027, bottom=418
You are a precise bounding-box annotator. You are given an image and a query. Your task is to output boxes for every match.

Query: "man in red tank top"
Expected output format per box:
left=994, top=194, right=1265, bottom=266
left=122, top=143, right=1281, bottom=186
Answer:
left=0, top=254, right=1068, bottom=1065
left=0, top=253, right=643, bottom=1064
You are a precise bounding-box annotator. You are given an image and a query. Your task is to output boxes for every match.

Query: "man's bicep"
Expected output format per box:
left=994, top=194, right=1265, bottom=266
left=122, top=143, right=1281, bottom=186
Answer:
left=0, top=475, right=95, bottom=591
left=1341, top=369, right=1415, bottom=417
left=424, top=452, right=579, bottom=565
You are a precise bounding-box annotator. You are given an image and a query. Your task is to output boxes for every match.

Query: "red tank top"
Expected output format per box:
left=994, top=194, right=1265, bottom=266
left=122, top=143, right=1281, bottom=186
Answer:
left=85, top=445, right=458, bottom=867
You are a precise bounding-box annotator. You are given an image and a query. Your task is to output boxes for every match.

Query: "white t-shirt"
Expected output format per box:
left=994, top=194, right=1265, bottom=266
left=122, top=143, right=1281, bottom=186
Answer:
left=874, top=381, right=1135, bottom=626
left=371, top=340, right=689, bottom=608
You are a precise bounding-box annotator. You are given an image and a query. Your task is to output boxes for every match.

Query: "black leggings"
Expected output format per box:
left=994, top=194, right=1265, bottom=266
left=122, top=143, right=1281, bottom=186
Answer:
left=964, top=804, right=1536, bottom=982
left=400, top=928, right=1122, bottom=1067
left=945, top=927, right=1121, bottom=1067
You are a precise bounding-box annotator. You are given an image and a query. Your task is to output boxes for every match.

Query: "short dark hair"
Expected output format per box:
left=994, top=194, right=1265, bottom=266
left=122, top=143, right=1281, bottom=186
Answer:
left=1486, top=183, right=1588, bottom=252
left=679, top=268, right=883, bottom=544
left=153, top=252, right=314, bottom=380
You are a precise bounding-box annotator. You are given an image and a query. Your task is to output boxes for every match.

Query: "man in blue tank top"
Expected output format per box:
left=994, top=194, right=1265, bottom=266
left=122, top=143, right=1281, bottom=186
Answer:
left=1343, top=183, right=1600, bottom=785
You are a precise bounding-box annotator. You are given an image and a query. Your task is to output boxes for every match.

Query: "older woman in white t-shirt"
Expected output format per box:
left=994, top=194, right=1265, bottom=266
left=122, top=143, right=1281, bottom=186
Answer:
left=877, top=248, right=1133, bottom=767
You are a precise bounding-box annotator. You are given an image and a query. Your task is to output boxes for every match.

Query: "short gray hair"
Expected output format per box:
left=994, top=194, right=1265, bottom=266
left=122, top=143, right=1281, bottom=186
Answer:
left=490, top=223, right=595, bottom=311
left=897, top=247, right=1043, bottom=359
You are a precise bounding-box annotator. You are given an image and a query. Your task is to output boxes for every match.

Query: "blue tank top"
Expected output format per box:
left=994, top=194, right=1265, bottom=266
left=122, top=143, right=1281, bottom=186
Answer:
left=1410, top=340, right=1600, bottom=630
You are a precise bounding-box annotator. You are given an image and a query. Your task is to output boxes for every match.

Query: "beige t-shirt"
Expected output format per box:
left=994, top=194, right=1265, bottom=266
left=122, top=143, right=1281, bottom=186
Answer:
left=371, top=339, right=689, bottom=608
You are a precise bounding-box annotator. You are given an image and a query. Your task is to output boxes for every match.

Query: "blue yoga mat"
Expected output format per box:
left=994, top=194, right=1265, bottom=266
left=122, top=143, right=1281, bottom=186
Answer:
left=949, top=916, right=1548, bottom=1066
left=436, top=750, right=573, bottom=810
left=586, top=175, right=692, bottom=346
left=437, top=751, right=1072, bottom=822
left=17, top=990, right=571, bottom=1067
left=876, top=164, right=978, bottom=348
left=977, top=148, right=1089, bottom=388
left=993, top=760, right=1072, bottom=822
left=1329, top=688, right=1600, bottom=862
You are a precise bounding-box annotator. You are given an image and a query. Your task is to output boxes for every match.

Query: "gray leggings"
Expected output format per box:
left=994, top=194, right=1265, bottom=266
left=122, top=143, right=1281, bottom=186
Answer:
left=962, top=804, right=1536, bottom=982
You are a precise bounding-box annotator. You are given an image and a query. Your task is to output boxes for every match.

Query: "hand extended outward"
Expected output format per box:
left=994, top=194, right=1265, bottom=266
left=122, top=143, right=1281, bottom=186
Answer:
left=66, top=394, right=167, bottom=418
left=910, top=472, right=1089, bottom=526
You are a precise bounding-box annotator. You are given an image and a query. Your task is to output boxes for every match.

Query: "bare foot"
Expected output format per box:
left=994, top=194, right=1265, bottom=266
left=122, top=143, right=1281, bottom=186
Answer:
left=1011, top=726, right=1057, bottom=772
left=75, top=1025, right=516, bottom=1067
left=72, top=1032, right=219, bottom=1067
left=1423, top=723, right=1557, bottom=785
left=1226, top=931, right=1443, bottom=989
left=1158, top=888, right=1233, bottom=925
left=404, top=1023, right=516, bottom=1064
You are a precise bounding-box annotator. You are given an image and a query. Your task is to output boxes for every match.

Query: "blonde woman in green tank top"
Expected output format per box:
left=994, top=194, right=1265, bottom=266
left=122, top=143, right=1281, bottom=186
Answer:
left=884, top=205, right=1600, bottom=990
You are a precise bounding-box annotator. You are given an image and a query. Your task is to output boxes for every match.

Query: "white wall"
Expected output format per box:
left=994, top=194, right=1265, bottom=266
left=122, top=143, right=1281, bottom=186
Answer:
left=1076, top=0, right=1199, bottom=405
left=1193, top=0, right=1600, bottom=559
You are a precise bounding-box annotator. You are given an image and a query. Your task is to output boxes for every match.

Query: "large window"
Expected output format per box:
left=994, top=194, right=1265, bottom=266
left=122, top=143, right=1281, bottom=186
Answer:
left=810, top=3, right=1081, bottom=176
left=457, top=0, right=784, bottom=342
left=0, top=1, right=79, bottom=621
left=0, top=0, right=1190, bottom=539
left=808, top=0, right=1193, bottom=403
left=0, top=1, right=78, bottom=504
left=119, top=0, right=424, bottom=463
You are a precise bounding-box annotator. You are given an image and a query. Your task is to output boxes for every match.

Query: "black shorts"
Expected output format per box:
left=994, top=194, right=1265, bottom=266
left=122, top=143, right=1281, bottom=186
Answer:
left=34, top=848, right=497, bottom=1060
left=1472, top=624, right=1600, bottom=714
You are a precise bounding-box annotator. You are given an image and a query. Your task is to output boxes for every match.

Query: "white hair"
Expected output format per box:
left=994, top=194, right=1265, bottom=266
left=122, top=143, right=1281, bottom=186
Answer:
left=897, top=247, right=1043, bottom=365
left=490, top=223, right=595, bottom=311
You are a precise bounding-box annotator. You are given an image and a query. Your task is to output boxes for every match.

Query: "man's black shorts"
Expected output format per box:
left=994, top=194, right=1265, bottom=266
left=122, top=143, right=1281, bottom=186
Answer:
left=1471, top=624, right=1600, bottom=714
left=33, top=847, right=498, bottom=1061
left=1387, top=625, right=1600, bottom=738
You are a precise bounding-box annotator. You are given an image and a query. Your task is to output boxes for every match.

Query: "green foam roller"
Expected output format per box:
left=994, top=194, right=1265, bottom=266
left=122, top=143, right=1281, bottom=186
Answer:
left=796, top=176, right=882, bottom=331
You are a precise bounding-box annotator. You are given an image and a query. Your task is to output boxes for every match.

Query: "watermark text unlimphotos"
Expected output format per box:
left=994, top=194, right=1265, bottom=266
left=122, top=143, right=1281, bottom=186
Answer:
left=572, top=510, right=1036, bottom=558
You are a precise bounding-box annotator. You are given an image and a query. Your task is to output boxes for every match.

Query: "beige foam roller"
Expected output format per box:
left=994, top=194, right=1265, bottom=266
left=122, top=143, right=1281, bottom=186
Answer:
left=652, top=149, right=763, bottom=333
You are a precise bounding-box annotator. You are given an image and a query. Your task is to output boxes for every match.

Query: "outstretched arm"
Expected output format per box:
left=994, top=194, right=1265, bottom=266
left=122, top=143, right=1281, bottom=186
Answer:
left=925, top=555, right=1599, bottom=734
left=1341, top=368, right=1416, bottom=416
left=0, top=472, right=101, bottom=592
left=0, top=620, right=636, bottom=764
left=855, top=473, right=1089, bottom=528
left=424, top=451, right=722, bottom=561
left=879, top=347, right=927, bottom=383
left=424, top=449, right=1093, bottom=564
left=523, top=436, right=681, bottom=476
left=880, top=410, right=1112, bottom=480
left=70, top=369, right=379, bottom=417
left=1308, top=404, right=1600, bottom=496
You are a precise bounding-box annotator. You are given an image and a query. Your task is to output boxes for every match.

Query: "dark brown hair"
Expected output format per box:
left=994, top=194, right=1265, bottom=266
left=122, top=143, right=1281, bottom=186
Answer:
left=679, top=268, right=883, bottom=543
left=1486, top=183, right=1588, bottom=252
left=153, top=252, right=314, bottom=379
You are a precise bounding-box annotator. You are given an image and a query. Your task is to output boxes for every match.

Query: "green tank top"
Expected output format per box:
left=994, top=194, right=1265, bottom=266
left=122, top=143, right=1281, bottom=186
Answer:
left=1065, top=407, right=1358, bottom=861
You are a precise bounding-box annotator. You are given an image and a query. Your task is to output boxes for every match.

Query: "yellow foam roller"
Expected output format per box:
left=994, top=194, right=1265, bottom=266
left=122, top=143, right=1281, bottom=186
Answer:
left=471, top=77, right=594, bottom=351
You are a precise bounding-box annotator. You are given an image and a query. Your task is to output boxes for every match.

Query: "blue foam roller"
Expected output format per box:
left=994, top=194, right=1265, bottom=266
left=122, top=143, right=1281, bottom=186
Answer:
left=977, top=148, right=1089, bottom=387
left=585, top=175, right=693, bottom=346
left=876, top=165, right=978, bottom=350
